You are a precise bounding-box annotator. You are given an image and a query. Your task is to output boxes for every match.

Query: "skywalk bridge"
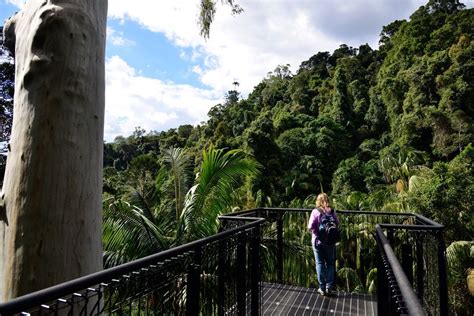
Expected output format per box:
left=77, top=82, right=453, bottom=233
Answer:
left=0, top=208, right=447, bottom=315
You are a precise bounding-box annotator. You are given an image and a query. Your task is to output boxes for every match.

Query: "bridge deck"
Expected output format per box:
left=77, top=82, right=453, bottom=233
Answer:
left=261, top=283, right=377, bottom=316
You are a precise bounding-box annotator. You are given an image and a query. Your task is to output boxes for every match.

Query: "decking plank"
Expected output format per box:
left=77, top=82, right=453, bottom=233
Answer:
left=261, top=283, right=377, bottom=316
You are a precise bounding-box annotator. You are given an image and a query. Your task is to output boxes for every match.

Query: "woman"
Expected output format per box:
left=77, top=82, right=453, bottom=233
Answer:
left=307, top=193, right=339, bottom=296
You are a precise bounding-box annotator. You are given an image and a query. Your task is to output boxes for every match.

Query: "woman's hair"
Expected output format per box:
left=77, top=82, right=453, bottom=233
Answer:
left=316, top=193, right=330, bottom=208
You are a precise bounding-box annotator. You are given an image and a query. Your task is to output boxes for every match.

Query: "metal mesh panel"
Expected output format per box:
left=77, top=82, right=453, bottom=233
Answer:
left=1, top=219, right=264, bottom=316
left=0, top=208, right=445, bottom=316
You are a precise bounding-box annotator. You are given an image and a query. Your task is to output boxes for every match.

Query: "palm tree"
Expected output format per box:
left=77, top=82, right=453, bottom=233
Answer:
left=102, top=166, right=176, bottom=267
left=378, top=148, right=428, bottom=193
left=177, top=147, right=261, bottom=243
left=446, top=241, right=474, bottom=315
left=103, top=146, right=260, bottom=266
left=162, top=147, right=192, bottom=222
left=102, top=198, right=174, bottom=267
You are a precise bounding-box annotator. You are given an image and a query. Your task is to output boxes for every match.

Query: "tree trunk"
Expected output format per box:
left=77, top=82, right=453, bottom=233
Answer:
left=0, top=0, right=107, bottom=300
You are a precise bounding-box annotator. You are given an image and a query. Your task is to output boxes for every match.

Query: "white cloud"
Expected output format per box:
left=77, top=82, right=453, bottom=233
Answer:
left=108, top=0, right=204, bottom=47
left=6, top=0, right=474, bottom=141
left=105, top=55, right=221, bottom=141
left=107, top=27, right=135, bottom=46
left=106, top=0, right=436, bottom=95
left=5, top=0, right=24, bottom=8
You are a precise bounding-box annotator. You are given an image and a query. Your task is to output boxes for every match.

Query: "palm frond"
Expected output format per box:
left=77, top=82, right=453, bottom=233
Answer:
left=162, top=147, right=192, bottom=221
left=178, top=147, right=260, bottom=242
left=446, top=240, right=474, bottom=284
left=366, top=268, right=377, bottom=294
left=103, top=200, right=174, bottom=267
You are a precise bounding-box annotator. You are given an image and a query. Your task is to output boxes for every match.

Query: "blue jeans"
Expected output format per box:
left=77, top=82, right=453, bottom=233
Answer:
left=312, top=242, right=336, bottom=290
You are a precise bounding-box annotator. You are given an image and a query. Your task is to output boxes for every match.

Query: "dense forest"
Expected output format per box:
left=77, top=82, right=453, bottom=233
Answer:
left=100, top=0, right=472, bottom=238
left=98, top=1, right=474, bottom=312
left=0, top=0, right=472, bottom=313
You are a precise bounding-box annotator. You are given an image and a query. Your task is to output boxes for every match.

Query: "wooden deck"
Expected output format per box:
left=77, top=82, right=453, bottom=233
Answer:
left=261, top=283, right=377, bottom=315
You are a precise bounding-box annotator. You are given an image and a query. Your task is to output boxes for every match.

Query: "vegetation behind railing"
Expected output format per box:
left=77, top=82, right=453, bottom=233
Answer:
left=230, top=207, right=447, bottom=316
left=0, top=208, right=447, bottom=316
left=0, top=217, right=264, bottom=316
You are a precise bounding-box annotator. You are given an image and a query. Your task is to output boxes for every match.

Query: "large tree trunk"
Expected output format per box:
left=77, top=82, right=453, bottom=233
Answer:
left=0, top=0, right=107, bottom=300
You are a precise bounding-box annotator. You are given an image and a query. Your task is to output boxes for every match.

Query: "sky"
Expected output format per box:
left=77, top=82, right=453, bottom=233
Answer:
left=1, top=0, right=473, bottom=142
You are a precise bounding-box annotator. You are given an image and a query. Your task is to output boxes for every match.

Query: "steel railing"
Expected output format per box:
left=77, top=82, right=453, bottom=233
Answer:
left=0, top=208, right=448, bottom=316
left=0, top=216, right=264, bottom=315
left=222, top=208, right=447, bottom=316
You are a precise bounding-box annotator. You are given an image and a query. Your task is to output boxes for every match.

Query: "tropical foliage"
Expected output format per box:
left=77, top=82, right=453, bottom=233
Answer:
left=97, top=1, right=474, bottom=312
left=102, top=147, right=260, bottom=266
left=0, top=0, right=472, bottom=313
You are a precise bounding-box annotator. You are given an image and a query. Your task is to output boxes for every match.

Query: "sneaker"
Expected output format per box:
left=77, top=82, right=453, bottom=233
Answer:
left=325, top=288, right=335, bottom=296
left=317, top=288, right=325, bottom=296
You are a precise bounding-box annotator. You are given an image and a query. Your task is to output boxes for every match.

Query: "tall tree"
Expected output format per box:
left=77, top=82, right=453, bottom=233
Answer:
left=163, top=147, right=191, bottom=221
left=0, top=0, right=242, bottom=299
left=0, top=0, right=107, bottom=299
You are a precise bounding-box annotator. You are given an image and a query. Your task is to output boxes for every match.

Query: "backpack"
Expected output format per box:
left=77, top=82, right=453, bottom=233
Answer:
left=317, top=210, right=340, bottom=245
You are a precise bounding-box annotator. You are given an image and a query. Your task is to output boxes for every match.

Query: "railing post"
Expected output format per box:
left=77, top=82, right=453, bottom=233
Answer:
left=217, top=239, right=226, bottom=316
left=251, top=225, right=261, bottom=316
left=401, top=244, right=413, bottom=285
left=236, top=232, right=247, bottom=316
left=186, top=247, right=202, bottom=316
left=436, top=231, right=449, bottom=316
left=277, top=214, right=283, bottom=284
left=415, top=233, right=424, bottom=301
left=387, top=228, right=394, bottom=244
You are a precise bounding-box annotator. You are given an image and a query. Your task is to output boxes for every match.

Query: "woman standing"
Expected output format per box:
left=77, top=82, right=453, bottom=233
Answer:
left=308, top=193, right=339, bottom=296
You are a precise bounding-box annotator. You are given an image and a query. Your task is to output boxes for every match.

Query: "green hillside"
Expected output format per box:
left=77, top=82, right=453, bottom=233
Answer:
left=104, top=0, right=473, bottom=237
left=92, top=1, right=474, bottom=313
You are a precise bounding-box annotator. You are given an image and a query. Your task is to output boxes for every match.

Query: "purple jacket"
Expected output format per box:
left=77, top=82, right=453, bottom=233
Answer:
left=308, top=208, right=339, bottom=245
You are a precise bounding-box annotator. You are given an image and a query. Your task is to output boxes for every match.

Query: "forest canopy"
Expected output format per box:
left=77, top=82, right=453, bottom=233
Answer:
left=97, top=3, right=473, bottom=310
left=0, top=0, right=472, bottom=312
left=100, top=0, right=472, bottom=237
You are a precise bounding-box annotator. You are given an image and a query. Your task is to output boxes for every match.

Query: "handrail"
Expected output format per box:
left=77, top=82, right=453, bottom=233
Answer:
left=379, top=223, right=444, bottom=230
left=412, top=213, right=444, bottom=228
left=232, top=207, right=418, bottom=217
left=0, top=207, right=447, bottom=315
left=376, top=225, right=426, bottom=315
left=231, top=207, right=442, bottom=226
left=0, top=217, right=265, bottom=315
left=234, top=207, right=447, bottom=315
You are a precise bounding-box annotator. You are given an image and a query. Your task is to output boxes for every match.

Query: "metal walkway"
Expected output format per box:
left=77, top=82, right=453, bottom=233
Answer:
left=261, top=283, right=377, bottom=315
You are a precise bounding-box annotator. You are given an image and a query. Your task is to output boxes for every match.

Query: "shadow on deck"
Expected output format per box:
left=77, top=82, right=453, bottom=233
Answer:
left=262, top=283, right=376, bottom=316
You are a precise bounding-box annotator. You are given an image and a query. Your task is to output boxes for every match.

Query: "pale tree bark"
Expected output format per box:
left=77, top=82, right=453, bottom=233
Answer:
left=0, top=0, right=107, bottom=300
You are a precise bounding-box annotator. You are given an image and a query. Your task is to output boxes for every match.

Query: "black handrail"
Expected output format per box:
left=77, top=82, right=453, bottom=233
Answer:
left=375, top=225, right=425, bottom=315
left=232, top=206, right=427, bottom=218
left=0, top=208, right=448, bottom=316
left=0, top=217, right=265, bottom=315
left=228, top=207, right=447, bottom=316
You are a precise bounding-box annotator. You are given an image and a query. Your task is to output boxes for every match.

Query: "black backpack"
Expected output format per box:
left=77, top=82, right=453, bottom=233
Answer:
left=317, top=210, right=340, bottom=245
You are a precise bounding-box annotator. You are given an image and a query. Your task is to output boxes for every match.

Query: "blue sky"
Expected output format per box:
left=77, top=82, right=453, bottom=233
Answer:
left=2, top=0, right=473, bottom=141
left=106, top=19, right=205, bottom=88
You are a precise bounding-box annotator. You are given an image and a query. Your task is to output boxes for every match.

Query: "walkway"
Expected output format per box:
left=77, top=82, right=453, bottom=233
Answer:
left=261, top=283, right=377, bottom=315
